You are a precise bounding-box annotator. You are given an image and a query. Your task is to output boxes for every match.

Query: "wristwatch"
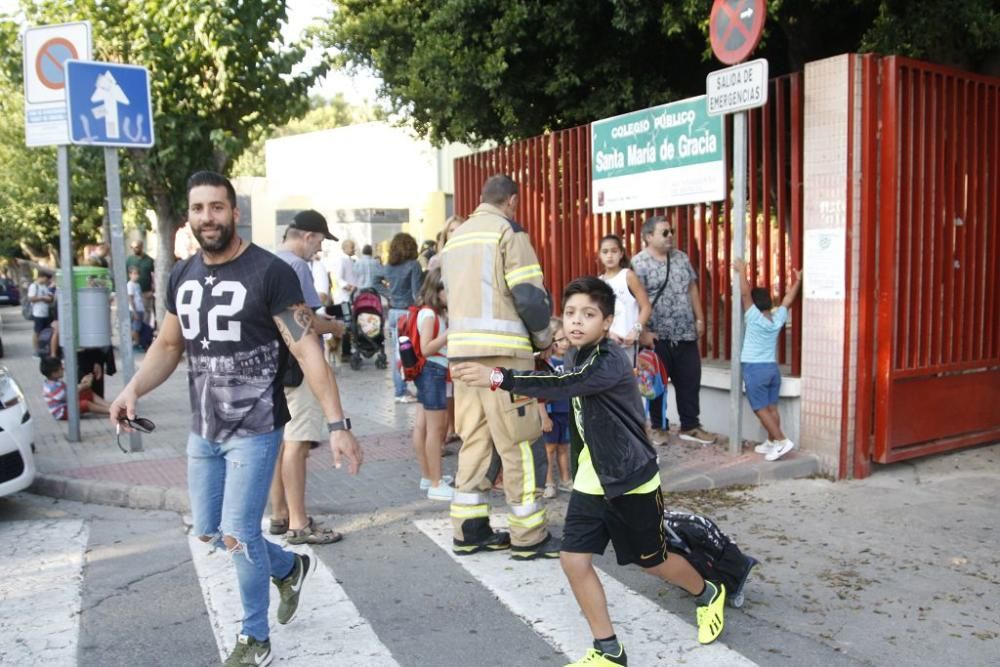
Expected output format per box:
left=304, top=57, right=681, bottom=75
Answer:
left=633, top=322, right=644, bottom=333
left=489, top=367, right=505, bottom=392
left=327, top=418, right=352, bottom=433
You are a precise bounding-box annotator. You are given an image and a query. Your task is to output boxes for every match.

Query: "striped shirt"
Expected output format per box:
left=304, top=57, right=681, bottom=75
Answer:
left=43, top=379, right=68, bottom=420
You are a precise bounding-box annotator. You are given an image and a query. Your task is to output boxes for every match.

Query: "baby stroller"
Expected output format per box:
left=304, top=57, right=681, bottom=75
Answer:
left=349, top=288, right=388, bottom=371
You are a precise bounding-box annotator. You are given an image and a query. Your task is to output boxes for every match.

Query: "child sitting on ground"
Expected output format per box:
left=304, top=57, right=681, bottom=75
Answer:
left=40, top=356, right=112, bottom=420
left=537, top=317, right=572, bottom=498
left=453, top=276, right=727, bottom=666
left=732, top=259, right=803, bottom=461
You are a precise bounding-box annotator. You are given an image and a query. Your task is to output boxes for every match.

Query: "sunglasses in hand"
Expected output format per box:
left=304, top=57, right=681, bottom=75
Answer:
left=116, top=416, right=156, bottom=453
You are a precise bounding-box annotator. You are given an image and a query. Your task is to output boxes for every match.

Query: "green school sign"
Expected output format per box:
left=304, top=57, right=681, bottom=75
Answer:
left=591, top=95, right=726, bottom=213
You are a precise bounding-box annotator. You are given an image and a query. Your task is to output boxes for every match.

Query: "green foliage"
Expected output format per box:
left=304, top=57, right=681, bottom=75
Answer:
left=0, top=0, right=324, bottom=267
left=324, top=0, right=998, bottom=144
left=862, top=0, right=1000, bottom=69
left=0, top=19, right=104, bottom=259
left=231, top=94, right=379, bottom=177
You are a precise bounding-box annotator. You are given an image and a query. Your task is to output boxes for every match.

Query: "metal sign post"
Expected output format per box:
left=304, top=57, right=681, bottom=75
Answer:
left=707, top=0, right=767, bottom=455
left=729, top=111, right=748, bottom=456
left=56, top=146, right=81, bottom=442
left=104, top=148, right=140, bottom=451
left=66, top=60, right=155, bottom=452
left=24, top=22, right=92, bottom=441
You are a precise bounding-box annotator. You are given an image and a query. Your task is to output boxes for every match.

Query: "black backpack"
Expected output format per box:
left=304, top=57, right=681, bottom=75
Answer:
left=663, top=511, right=759, bottom=608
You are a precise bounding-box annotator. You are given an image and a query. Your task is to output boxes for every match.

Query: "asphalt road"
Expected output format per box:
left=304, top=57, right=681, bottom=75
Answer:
left=2, top=441, right=998, bottom=666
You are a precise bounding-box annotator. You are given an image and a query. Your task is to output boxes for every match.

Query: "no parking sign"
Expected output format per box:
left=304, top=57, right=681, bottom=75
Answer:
left=709, top=0, right=766, bottom=65
left=22, top=21, right=92, bottom=146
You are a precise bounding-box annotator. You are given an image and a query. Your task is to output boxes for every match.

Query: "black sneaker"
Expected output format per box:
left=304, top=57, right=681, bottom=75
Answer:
left=272, top=553, right=311, bottom=625
left=223, top=634, right=272, bottom=666
left=510, top=533, right=561, bottom=561
left=452, top=530, right=512, bottom=555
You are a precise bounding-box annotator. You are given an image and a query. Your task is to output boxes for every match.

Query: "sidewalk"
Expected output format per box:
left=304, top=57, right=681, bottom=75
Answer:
left=0, top=305, right=818, bottom=513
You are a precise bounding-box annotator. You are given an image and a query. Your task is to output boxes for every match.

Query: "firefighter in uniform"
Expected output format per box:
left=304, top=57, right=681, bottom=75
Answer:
left=443, top=174, right=559, bottom=559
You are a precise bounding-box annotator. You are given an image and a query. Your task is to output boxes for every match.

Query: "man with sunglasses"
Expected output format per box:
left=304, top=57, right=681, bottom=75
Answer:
left=109, top=171, right=363, bottom=667
left=631, top=215, right=717, bottom=446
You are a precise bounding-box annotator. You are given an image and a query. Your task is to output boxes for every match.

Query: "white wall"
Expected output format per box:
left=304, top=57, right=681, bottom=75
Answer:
left=254, top=122, right=477, bottom=250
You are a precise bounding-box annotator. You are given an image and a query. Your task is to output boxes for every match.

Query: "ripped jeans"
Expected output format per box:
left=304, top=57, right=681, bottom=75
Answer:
left=187, top=429, right=296, bottom=641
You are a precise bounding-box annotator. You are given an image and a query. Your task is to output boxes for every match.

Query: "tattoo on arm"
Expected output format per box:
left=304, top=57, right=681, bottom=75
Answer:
left=274, top=304, right=315, bottom=346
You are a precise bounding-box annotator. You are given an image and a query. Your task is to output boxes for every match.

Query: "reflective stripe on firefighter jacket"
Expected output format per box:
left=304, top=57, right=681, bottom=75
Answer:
left=441, top=203, right=552, bottom=359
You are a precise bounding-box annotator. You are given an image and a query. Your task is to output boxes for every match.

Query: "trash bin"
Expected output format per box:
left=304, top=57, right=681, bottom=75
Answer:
left=76, top=287, right=111, bottom=348
left=70, top=266, right=112, bottom=290
left=53, top=267, right=114, bottom=349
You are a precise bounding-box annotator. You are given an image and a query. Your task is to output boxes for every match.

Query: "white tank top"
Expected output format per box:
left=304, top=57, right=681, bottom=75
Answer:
left=603, top=269, right=638, bottom=340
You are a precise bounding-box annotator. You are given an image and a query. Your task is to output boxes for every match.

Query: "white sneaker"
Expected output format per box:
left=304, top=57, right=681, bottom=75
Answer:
left=427, top=482, right=455, bottom=501
left=420, top=474, right=453, bottom=490
left=754, top=440, right=776, bottom=454
left=765, top=439, right=795, bottom=461
left=542, top=483, right=557, bottom=499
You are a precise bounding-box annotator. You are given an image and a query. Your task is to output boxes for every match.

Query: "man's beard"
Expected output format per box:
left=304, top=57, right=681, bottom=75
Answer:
left=193, top=221, right=235, bottom=253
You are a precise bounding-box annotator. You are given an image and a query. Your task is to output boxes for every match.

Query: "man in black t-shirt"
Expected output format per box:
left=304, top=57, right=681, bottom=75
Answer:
left=110, top=171, right=363, bottom=666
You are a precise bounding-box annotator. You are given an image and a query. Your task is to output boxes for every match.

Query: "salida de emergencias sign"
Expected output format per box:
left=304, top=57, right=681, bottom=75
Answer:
left=591, top=95, right=725, bottom=214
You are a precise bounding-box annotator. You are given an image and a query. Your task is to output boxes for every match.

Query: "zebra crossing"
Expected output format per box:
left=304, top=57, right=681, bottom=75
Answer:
left=0, top=519, right=89, bottom=666
left=1, top=516, right=759, bottom=666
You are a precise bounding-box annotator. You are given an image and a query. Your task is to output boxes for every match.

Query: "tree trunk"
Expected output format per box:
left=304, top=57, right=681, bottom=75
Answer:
left=153, top=195, right=178, bottom=327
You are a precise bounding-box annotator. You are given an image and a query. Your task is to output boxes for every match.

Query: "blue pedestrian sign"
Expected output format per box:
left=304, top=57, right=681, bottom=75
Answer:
left=65, top=60, right=154, bottom=148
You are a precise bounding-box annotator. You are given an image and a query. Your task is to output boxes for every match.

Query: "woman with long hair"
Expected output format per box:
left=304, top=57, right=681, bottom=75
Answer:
left=374, top=232, right=423, bottom=402
left=411, top=269, right=453, bottom=498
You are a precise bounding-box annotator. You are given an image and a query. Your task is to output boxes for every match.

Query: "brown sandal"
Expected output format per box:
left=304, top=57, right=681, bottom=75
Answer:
left=269, top=517, right=289, bottom=535
left=285, top=517, right=343, bottom=545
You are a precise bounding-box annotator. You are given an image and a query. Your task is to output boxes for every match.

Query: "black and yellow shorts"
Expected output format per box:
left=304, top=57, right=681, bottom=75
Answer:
left=561, top=487, right=667, bottom=568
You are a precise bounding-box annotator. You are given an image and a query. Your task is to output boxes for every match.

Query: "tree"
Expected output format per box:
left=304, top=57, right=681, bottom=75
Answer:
left=0, top=17, right=106, bottom=261
left=1, top=0, right=326, bottom=317
left=231, top=94, right=378, bottom=177
left=323, top=0, right=999, bottom=144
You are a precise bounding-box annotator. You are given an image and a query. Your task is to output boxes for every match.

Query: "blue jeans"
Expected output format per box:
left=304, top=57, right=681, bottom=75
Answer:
left=187, top=429, right=295, bottom=641
left=388, top=307, right=410, bottom=397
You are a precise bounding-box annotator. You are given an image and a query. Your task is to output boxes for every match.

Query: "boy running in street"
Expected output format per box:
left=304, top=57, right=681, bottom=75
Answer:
left=453, top=276, right=726, bottom=666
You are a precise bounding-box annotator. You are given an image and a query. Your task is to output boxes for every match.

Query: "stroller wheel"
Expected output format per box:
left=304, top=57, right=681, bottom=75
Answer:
left=375, top=355, right=388, bottom=370
left=350, top=355, right=362, bottom=371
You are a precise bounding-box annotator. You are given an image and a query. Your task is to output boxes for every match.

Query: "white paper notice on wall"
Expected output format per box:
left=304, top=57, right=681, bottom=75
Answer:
left=803, top=228, right=846, bottom=299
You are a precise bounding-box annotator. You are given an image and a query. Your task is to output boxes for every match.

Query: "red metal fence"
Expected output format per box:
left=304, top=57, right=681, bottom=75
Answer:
left=455, top=73, right=804, bottom=374
left=864, top=56, right=1000, bottom=464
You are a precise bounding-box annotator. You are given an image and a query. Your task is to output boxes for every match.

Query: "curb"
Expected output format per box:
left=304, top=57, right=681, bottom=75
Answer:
left=663, top=451, right=821, bottom=492
left=29, top=473, right=190, bottom=514
left=27, top=453, right=821, bottom=512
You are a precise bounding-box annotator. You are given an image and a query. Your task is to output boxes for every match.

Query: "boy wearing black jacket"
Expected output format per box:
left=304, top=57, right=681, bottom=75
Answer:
left=453, top=276, right=726, bottom=667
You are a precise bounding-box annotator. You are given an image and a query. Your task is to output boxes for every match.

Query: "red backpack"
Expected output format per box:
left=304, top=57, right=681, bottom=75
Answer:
left=396, top=306, right=440, bottom=381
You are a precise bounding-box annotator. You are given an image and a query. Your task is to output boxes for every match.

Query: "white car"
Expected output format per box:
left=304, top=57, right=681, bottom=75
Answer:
left=0, top=365, right=35, bottom=497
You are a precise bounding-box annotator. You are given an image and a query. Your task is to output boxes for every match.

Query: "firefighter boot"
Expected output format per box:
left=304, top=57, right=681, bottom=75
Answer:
left=452, top=517, right=512, bottom=556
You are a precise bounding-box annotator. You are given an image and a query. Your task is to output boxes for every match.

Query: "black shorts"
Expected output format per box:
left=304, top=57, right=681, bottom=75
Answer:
left=561, top=487, right=668, bottom=568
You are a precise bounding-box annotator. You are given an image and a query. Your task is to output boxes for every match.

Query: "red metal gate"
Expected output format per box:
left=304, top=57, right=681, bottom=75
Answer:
left=455, top=73, right=804, bottom=374
left=860, top=56, right=1000, bottom=466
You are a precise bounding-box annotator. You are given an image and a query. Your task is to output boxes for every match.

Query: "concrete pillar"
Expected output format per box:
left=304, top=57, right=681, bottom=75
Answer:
left=799, top=54, right=866, bottom=478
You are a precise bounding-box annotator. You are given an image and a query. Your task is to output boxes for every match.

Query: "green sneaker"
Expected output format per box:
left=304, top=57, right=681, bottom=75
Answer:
left=223, top=634, right=272, bottom=666
left=272, top=553, right=312, bottom=625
